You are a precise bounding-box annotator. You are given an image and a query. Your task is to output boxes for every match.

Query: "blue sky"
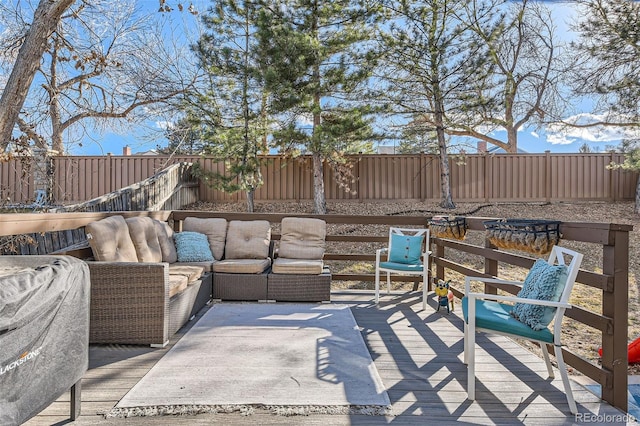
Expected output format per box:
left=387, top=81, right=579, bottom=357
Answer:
left=74, top=1, right=634, bottom=156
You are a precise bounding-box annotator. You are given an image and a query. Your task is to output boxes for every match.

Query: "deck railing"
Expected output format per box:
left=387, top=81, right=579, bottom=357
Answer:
left=0, top=210, right=631, bottom=412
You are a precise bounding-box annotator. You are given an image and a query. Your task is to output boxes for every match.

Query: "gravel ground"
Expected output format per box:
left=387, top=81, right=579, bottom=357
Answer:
left=183, top=199, right=639, bottom=373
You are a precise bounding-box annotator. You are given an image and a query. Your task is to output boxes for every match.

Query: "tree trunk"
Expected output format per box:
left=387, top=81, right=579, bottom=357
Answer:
left=0, top=0, right=75, bottom=151
left=433, top=95, right=455, bottom=209
left=506, top=126, right=518, bottom=153
left=312, top=152, right=326, bottom=214
left=436, top=127, right=455, bottom=209
left=246, top=188, right=255, bottom=213
left=310, top=1, right=326, bottom=215
left=635, top=176, right=640, bottom=214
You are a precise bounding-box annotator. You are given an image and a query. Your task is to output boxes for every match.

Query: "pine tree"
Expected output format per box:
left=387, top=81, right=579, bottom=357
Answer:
left=190, top=0, right=270, bottom=212
left=254, top=0, right=379, bottom=214
left=573, top=0, right=640, bottom=212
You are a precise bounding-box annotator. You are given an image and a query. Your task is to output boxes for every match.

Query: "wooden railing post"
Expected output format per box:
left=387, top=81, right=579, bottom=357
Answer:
left=435, top=242, right=445, bottom=284
left=484, top=236, right=498, bottom=295
left=601, top=228, right=629, bottom=412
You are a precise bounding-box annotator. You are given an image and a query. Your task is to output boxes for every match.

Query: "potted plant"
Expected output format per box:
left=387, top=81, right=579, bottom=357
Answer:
left=483, top=219, right=561, bottom=255
left=429, top=216, right=467, bottom=240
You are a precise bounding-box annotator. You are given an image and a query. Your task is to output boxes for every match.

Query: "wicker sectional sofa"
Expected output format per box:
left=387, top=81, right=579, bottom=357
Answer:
left=84, top=215, right=331, bottom=346
left=85, top=216, right=214, bottom=347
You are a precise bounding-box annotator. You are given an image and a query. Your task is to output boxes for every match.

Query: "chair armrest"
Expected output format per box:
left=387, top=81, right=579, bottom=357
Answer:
left=85, top=261, right=170, bottom=345
left=465, top=276, right=524, bottom=295
left=467, top=291, right=572, bottom=309
left=376, top=247, right=388, bottom=263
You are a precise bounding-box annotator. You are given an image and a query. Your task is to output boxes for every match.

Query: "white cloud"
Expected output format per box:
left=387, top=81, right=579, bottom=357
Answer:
left=155, top=121, right=173, bottom=130
left=546, top=133, right=575, bottom=145
left=531, top=131, right=539, bottom=138
left=545, top=113, right=640, bottom=144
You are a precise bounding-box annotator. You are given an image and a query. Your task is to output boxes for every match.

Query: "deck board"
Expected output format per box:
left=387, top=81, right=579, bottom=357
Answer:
left=24, top=291, right=628, bottom=425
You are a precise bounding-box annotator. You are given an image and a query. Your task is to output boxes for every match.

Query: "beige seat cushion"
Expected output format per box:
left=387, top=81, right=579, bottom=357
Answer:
left=175, top=261, right=215, bottom=272
left=154, top=220, right=178, bottom=263
left=168, top=274, right=189, bottom=298
left=168, top=264, right=205, bottom=283
left=225, top=220, right=271, bottom=259
left=212, top=258, right=271, bottom=274
left=279, top=217, right=326, bottom=260
left=183, top=217, right=228, bottom=261
left=86, top=215, right=138, bottom=262
left=272, top=258, right=324, bottom=275
left=125, top=217, right=163, bottom=263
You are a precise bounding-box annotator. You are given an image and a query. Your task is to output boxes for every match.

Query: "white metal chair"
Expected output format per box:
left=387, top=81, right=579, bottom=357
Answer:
left=375, top=227, right=431, bottom=310
left=462, top=245, right=583, bottom=414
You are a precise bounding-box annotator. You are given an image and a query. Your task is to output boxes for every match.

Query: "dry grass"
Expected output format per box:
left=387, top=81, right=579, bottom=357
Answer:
left=183, top=199, right=639, bottom=372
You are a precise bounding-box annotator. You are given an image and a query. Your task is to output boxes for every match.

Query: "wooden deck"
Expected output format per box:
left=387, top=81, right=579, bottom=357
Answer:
left=25, top=291, right=628, bottom=425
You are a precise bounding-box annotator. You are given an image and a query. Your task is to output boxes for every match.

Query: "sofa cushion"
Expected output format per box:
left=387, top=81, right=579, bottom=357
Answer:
left=278, top=217, right=326, bottom=260
left=272, top=258, right=324, bottom=274
left=86, top=215, right=138, bottom=262
left=175, top=261, right=215, bottom=272
left=168, top=274, right=189, bottom=298
left=126, top=217, right=163, bottom=263
left=174, top=232, right=214, bottom=262
left=168, top=264, right=205, bottom=283
left=183, top=217, right=228, bottom=261
left=154, top=220, right=178, bottom=263
left=225, top=220, right=271, bottom=259
left=212, top=258, right=271, bottom=274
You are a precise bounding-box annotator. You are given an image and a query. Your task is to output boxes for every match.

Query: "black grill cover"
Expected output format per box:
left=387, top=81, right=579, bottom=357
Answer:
left=0, top=255, right=90, bottom=426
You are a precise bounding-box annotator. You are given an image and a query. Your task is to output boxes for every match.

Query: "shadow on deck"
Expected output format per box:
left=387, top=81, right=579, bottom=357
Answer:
left=25, top=291, right=630, bottom=425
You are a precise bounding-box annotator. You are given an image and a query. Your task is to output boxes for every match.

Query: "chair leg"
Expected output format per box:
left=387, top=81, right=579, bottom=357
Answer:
left=463, top=322, right=468, bottom=365
left=555, top=345, right=578, bottom=414
left=70, top=379, right=81, bottom=420
left=421, top=274, right=427, bottom=310
left=467, top=302, right=476, bottom=400
left=541, top=343, right=555, bottom=378
left=467, top=327, right=476, bottom=400
left=375, top=266, right=380, bottom=304
left=386, top=272, right=391, bottom=294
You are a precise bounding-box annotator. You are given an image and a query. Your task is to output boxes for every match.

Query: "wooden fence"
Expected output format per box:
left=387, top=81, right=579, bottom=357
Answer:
left=52, top=162, right=199, bottom=213
left=0, top=153, right=637, bottom=206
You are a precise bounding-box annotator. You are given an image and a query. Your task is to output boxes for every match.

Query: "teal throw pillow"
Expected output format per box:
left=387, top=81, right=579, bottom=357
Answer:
left=511, top=260, right=569, bottom=330
left=174, top=231, right=214, bottom=262
left=388, top=234, right=424, bottom=265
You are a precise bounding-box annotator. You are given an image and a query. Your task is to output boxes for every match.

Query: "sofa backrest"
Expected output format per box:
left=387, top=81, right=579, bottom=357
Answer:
left=86, top=215, right=138, bottom=262
left=125, top=217, right=163, bottom=263
left=154, top=220, right=178, bottom=263
left=183, top=217, right=228, bottom=261
left=279, top=217, right=326, bottom=260
left=225, top=220, right=271, bottom=259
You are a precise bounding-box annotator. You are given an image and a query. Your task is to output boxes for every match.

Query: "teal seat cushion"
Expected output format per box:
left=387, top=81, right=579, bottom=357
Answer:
left=511, top=259, right=568, bottom=330
left=379, top=261, right=423, bottom=272
left=388, top=234, right=424, bottom=264
left=174, top=231, right=214, bottom=262
left=462, top=297, right=554, bottom=344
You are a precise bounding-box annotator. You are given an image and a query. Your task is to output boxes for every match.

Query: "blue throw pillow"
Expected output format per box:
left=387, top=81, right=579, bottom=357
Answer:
left=388, top=234, right=424, bottom=265
left=511, top=260, right=569, bottom=330
left=174, top=231, right=214, bottom=262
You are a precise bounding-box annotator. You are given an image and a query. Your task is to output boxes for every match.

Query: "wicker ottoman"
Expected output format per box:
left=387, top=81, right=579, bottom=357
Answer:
left=213, top=272, right=268, bottom=301
left=267, top=268, right=331, bottom=302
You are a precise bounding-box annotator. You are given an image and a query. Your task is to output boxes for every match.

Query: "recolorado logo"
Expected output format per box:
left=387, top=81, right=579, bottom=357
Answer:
left=0, top=347, right=42, bottom=375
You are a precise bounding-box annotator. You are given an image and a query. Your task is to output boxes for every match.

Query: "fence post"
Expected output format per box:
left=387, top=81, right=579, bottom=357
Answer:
left=545, top=150, right=551, bottom=203
left=601, top=227, right=629, bottom=412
